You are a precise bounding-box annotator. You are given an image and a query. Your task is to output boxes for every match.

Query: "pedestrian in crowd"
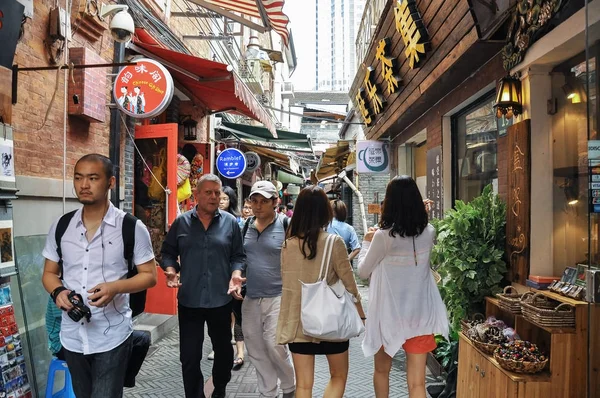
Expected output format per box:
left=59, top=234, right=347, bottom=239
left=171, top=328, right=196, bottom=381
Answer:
left=41, top=154, right=157, bottom=398
left=215, top=185, right=246, bottom=368
left=285, top=202, right=294, bottom=218
left=219, top=185, right=243, bottom=226
left=278, top=204, right=286, bottom=214
left=161, top=174, right=246, bottom=398
left=276, top=186, right=366, bottom=398
left=229, top=181, right=296, bottom=398
left=241, top=198, right=253, bottom=221
left=358, top=176, right=448, bottom=398
left=327, top=199, right=361, bottom=261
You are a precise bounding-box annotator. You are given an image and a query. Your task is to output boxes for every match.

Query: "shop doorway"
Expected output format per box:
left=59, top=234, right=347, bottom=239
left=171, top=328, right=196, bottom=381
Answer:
left=134, top=123, right=178, bottom=315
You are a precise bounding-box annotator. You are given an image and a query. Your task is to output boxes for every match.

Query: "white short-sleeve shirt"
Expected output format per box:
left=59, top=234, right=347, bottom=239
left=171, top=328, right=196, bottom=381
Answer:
left=42, top=203, right=155, bottom=355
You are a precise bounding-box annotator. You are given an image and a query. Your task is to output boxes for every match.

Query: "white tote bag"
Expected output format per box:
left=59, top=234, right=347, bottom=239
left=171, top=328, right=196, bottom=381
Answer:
left=300, top=234, right=365, bottom=340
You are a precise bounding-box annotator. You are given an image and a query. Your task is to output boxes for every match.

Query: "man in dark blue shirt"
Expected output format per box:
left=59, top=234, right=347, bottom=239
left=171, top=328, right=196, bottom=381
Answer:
left=161, top=174, right=246, bottom=398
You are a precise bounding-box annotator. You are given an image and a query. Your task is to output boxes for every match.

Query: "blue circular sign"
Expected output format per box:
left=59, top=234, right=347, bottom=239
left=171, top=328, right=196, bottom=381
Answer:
left=216, top=148, right=247, bottom=179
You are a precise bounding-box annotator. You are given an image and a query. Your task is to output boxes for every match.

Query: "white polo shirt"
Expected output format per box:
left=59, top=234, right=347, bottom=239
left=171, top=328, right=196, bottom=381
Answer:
left=42, top=203, right=155, bottom=355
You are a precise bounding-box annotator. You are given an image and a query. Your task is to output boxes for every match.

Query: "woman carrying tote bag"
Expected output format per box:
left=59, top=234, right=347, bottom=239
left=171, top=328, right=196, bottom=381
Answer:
left=276, top=186, right=366, bottom=398
left=358, top=176, right=449, bottom=398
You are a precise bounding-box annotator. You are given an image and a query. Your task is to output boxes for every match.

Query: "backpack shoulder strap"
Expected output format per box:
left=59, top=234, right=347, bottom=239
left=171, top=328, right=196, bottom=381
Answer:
left=122, top=213, right=138, bottom=271
left=282, top=215, right=289, bottom=232
left=242, top=216, right=254, bottom=239
left=55, top=210, right=77, bottom=269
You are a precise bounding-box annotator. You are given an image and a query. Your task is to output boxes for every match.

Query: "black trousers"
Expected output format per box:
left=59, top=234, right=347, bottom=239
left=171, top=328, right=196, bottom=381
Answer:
left=179, top=302, right=233, bottom=398
left=63, top=335, right=132, bottom=398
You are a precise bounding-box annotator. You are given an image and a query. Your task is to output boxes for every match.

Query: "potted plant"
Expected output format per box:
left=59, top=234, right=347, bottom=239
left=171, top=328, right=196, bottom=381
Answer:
left=431, top=184, right=507, bottom=332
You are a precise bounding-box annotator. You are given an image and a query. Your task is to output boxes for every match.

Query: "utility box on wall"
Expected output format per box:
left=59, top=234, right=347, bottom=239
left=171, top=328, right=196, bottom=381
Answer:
left=68, top=47, right=108, bottom=123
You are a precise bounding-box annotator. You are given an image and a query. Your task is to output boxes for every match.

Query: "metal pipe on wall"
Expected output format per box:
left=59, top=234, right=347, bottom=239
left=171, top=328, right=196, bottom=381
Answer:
left=109, top=41, right=125, bottom=208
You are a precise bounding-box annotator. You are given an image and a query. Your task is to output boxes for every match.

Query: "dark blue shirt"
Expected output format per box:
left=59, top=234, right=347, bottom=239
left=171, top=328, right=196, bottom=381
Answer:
left=160, top=208, right=246, bottom=308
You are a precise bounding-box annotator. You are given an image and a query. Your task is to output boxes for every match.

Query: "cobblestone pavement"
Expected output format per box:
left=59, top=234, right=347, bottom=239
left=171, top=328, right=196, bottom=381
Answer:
left=125, top=286, right=442, bottom=398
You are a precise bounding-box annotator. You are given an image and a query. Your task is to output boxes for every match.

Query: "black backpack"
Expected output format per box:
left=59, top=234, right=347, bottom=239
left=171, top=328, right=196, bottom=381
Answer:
left=242, top=214, right=289, bottom=239
left=54, top=210, right=146, bottom=317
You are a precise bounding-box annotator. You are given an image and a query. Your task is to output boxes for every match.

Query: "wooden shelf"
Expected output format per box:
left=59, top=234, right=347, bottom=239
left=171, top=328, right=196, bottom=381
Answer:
left=530, top=289, right=589, bottom=306
left=459, top=333, right=552, bottom=383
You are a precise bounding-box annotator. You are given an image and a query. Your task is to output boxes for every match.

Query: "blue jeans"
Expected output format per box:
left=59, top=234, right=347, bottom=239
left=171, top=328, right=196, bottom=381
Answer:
left=63, top=335, right=133, bottom=398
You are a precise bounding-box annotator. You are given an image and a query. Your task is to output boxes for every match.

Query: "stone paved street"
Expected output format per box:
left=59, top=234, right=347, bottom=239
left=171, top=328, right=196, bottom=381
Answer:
left=125, top=286, right=442, bottom=398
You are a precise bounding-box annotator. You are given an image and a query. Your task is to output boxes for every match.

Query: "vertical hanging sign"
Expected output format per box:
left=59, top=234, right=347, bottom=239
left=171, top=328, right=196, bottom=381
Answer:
left=506, top=120, right=531, bottom=285
left=426, top=146, right=442, bottom=220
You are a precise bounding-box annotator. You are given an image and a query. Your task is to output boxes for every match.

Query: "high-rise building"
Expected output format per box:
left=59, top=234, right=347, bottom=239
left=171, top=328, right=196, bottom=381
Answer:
left=315, top=0, right=365, bottom=91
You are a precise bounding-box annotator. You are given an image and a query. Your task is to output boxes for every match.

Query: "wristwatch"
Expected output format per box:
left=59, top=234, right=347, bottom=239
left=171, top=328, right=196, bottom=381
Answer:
left=50, top=286, right=68, bottom=303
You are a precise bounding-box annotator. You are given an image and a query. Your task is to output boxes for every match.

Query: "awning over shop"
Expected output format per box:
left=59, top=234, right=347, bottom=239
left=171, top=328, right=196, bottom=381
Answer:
left=219, top=121, right=312, bottom=150
left=314, top=142, right=351, bottom=182
left=130, top=29, right=276, bottom=136
left=243, top=145, right=297, bottom=174
left=278, top=170, right=304, bottom=185
left=201, top=0, right=290, bottom=46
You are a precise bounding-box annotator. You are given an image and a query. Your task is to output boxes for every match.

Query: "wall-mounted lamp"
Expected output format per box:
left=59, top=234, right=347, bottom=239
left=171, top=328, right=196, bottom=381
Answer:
left=494, top=76, right=523, bottom=119
left=563, top=178, right=579, bottom=205
left=179, top=116, right=198, bottom=141
left=562, top=82, right=583, bottom=104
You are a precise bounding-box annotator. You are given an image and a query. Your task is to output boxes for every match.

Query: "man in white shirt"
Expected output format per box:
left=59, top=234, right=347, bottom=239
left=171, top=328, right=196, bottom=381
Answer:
left=41, top=154, right=157, bottom=398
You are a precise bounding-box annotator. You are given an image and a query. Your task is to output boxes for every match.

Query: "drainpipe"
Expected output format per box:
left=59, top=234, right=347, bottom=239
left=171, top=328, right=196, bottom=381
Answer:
left=338, top=169, right=368, bottom=233
left=109, top=41, right=125, bottom=208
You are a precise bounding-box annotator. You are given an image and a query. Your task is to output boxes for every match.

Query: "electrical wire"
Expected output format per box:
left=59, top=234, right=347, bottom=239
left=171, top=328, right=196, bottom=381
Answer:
left=120, top=113, right=169, bottom=195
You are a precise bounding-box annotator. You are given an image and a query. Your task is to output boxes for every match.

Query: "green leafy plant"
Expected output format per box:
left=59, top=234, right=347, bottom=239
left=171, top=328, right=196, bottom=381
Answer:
left=431, top=184, right=507, bottom=332
left=434, top=334, right=458, bottom=371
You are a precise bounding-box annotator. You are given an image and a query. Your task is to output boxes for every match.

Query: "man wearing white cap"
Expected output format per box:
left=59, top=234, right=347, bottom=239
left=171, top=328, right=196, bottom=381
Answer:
left=228, top=181, right=296, bottom=398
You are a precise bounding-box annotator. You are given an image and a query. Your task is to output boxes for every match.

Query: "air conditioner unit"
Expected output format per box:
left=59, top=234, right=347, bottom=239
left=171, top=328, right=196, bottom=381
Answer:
left=282, top=81, right=294, bottom=99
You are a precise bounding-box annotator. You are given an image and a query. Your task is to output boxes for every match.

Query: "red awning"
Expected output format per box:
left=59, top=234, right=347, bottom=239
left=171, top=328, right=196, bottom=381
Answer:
left=130, top=29, right=276, bottom=137
left=203, top=0, right=289, bottom=46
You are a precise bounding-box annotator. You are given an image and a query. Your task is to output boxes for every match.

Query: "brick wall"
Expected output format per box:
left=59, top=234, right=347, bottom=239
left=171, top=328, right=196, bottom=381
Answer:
left=12, top=0, right=114, bottom=179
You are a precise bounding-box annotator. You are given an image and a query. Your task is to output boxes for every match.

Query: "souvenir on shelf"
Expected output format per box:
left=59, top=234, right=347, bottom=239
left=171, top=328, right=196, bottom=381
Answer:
left=0, top=284, right=31, bottom=398
left=494, top=340, right=548, bottom=374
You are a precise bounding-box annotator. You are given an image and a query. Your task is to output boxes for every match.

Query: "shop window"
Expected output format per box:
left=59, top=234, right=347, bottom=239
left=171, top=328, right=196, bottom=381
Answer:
left=552, top=52, right=597, bottom=275
left=452, top=92, right=498, bottom=203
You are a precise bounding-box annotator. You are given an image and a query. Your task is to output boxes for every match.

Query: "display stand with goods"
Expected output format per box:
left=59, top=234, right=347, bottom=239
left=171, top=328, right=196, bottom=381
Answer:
left=0, top=284, right=32, bottom=398
left=457, top=288, right=600, bottom=397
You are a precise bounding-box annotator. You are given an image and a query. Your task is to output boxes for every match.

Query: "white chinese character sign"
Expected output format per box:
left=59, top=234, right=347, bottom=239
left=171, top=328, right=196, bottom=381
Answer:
left=113, top=58, right=174, bottom=119
left=426, top=146, right=443, bottom=220
left=357, top=141, right=390, bottom=174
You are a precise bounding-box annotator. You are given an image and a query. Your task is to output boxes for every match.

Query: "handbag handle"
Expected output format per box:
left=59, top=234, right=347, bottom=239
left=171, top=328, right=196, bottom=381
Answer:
left=317, top=234, right=336, bottom=282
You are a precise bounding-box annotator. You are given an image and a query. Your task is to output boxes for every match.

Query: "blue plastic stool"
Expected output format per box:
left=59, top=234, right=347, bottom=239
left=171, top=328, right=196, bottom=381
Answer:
left=45, top=358, right=76, bottom=398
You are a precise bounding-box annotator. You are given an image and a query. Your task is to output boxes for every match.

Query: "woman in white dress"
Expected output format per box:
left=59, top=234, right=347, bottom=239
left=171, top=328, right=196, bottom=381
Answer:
left=358, top=175, right=448, bottom=398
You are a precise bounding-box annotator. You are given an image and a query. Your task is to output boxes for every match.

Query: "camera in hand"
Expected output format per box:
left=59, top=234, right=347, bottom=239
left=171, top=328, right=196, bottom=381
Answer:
left=67, top=291, right=92, bottom=323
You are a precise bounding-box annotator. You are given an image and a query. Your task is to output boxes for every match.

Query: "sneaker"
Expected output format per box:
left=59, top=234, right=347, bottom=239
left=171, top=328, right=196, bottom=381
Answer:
left=207, top=351, right=214, bottom=360
left=282, top=390, right=295, bottom=398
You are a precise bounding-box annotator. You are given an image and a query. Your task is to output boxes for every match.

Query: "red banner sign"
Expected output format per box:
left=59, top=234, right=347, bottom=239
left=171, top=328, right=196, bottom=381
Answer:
left=113, top=58, right=174, bottom=118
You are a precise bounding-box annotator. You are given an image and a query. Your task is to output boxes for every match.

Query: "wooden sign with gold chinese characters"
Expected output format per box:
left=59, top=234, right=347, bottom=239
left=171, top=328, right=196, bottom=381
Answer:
left=506, top=119, right=531, bottom=285
left=354, top=0, right=429, bottom=126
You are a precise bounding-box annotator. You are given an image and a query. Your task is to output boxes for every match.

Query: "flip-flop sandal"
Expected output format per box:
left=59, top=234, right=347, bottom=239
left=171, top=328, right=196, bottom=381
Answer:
left=232, top=357, right=244, bottom=370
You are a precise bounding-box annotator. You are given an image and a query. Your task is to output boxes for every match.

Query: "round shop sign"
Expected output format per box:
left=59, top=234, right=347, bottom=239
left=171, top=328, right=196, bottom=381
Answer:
left=113, top=58, right=174, bottom=119
left=245, top=152, right=261, bottom=172
left=216, top=148, right=247, bottom=179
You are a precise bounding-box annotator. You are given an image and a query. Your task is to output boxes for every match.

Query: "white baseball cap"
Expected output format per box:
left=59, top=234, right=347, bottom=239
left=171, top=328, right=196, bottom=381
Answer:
left=250, top=181, right=278, bottom=199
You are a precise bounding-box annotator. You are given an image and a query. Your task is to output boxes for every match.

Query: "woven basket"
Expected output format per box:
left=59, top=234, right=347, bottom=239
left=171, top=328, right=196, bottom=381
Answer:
left=521, top=293, right=575, bottom=328
left=472, top=339, right=500, bottom=355
left=493, top=352, right=548, bottom=374
left=460, top=313, right=485, bottom=335
left=496, top=286, right=523, bottom=314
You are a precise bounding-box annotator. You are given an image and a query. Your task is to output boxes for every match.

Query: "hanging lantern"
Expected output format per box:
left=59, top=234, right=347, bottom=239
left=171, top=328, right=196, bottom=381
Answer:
left=494, top=76, right=522, bottom=119
left=183, top=118, right=198, bottom=141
